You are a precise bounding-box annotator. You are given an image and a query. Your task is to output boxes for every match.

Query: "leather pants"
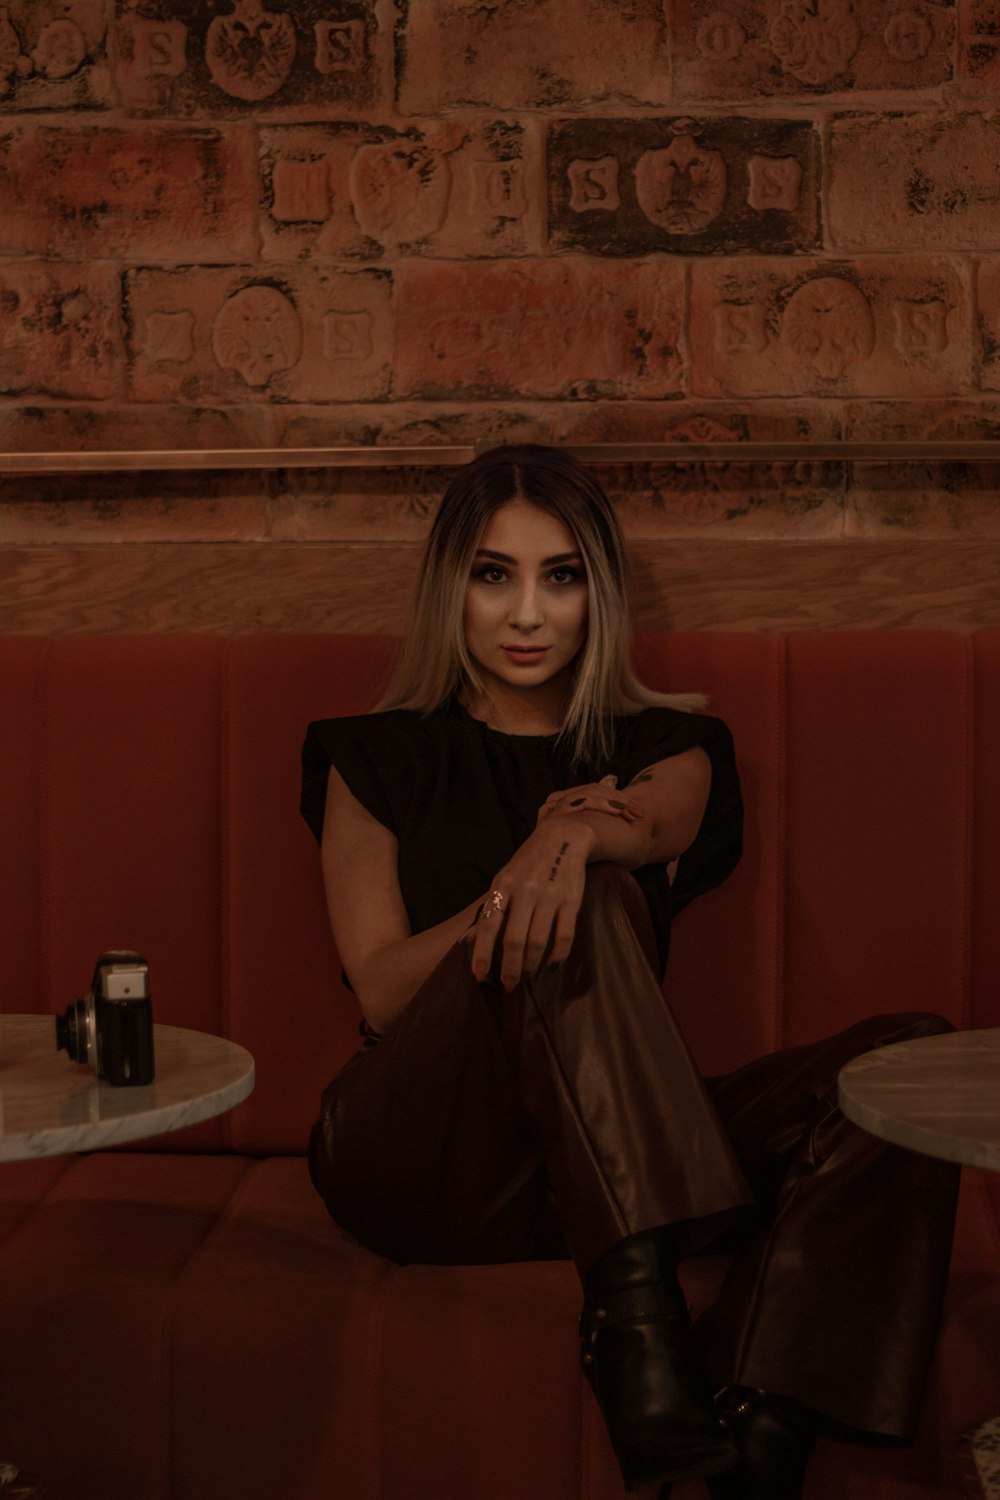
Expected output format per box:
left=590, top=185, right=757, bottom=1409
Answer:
left=308, top=864, right=959, bottom=1441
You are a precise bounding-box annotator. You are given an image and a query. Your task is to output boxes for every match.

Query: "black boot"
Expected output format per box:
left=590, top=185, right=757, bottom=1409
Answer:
left=579, top=1230, right=740, bottom=1491
left=708, top=1388, right=817, bottom=1500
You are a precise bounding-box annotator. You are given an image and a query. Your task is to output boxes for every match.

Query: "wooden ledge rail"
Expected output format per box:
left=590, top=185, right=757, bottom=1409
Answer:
left=5, top=441, right=1000, bottom=475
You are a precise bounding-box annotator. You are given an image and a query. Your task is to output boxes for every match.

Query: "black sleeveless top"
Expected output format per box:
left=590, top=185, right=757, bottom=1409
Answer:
left=300, top=698, right=742, bottom=982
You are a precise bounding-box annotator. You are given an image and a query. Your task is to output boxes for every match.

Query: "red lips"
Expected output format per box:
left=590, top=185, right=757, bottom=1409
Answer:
left=502, top=646, right=550, bottom=662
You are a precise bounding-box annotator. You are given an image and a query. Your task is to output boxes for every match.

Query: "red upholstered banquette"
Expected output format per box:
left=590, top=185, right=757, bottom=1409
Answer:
left=1, top=631, right=998, bottom=1500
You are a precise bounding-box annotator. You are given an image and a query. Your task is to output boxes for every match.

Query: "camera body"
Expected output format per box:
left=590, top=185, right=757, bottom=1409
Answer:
left=55, top=951, right=155, bottom=1087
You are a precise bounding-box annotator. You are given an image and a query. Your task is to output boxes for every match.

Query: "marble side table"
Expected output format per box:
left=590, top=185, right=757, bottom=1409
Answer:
left=0, top=1013, right=255, bottom=1160
left=839, top=1027, right=1000, bottom=1498
left=1, top=1013, right=255, bottom=1493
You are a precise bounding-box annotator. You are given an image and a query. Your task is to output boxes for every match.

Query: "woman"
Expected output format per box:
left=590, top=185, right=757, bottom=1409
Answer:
left=300, top=445, right=959, bottom=1499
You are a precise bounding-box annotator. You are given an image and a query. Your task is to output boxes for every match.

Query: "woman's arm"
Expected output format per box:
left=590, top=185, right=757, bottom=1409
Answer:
left=544, top=747, right=712, bottom=868
left=323, top=746, right=711, bottom=1028
left=321, top=764, right=483, bottom=1035
left=468, top=747, right=712, bottom=989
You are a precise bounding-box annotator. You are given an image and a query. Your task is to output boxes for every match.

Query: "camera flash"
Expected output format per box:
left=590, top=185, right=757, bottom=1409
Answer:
left=103, top=968, right=149, bottom=1001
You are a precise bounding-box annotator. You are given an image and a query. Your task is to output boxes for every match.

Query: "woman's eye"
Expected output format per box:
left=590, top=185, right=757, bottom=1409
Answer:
left=474, top=565, right=507, bottom=583
left=549, top=567, right=583, bottom=584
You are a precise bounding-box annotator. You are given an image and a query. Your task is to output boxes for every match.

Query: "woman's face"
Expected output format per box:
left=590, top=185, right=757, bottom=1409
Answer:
left=463, top=498, right=589, bottom=702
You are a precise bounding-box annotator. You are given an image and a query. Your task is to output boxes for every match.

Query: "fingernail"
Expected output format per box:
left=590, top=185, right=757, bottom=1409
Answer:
left=570, top=797, right=584, bottom=807
left=502, top=976, right=518, bottom=993
left=473, top=961, right=487, bottom=983
left=609, top=799, right=626, bottom=810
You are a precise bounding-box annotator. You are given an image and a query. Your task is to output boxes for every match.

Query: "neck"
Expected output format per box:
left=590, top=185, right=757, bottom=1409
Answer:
left=462, top=679, right=567, bottom=736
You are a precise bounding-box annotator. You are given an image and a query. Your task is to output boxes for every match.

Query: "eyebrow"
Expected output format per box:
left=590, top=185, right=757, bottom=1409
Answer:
left=474, top=548, right=583, bottom=566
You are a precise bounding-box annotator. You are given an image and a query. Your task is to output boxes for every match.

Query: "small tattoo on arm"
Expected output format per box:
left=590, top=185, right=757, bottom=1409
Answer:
left=548, top=840, right=570, bottom=882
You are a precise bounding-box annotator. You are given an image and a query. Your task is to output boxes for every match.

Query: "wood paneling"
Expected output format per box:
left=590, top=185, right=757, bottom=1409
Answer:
left=1, top=540, right=998, bottom=635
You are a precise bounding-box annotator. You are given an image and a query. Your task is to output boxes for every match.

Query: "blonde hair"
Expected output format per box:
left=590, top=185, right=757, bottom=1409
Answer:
left=375, top=445, right=703, bottom=767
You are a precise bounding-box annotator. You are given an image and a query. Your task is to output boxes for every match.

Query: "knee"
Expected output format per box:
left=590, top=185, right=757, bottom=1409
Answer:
left=870, top=1011, right=956, bottom=1045
left=577, top=862, right=660, bottom=975
left=579, top=862, right=646, bottom=927
left=902, top=1011, right=956, bottom=1038
left=582, top=861, right=641, bottom=898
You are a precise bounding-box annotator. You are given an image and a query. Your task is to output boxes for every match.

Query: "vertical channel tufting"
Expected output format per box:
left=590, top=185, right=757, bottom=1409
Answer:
left=220, top=638, right=235, bottom=1151
left=784, top=631, right=970, bottom=1043
left=773, top=632, right=788, bottom=1054
left=39, top=637, right=54, bottom=1013
left=971, top=631, right=1000, bottom=1032
left=226, top=635, right=397, bottom=1155
left=959, top=633, right=975, bottom=1031
left=0, top=637, right=49, bottom=1014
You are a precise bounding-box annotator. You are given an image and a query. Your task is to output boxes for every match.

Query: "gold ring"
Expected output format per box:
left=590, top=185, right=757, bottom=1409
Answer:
left=480, top=889, right=506, bottom=920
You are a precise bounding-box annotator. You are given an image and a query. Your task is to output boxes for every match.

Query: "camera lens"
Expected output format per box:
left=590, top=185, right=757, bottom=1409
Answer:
left=54, top=998, right=92, bottom=1064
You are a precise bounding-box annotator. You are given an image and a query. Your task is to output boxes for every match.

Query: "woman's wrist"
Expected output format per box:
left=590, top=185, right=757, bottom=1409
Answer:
left=543, top=807, right=651, bottom=868
left=534, top=813, right=598, bottom=864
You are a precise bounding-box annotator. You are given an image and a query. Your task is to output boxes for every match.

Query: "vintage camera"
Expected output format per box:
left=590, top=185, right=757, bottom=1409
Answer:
left=55, top=951, right=155, bottom=1087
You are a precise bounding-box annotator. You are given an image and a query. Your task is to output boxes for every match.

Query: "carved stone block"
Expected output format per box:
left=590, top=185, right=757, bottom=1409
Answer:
left=0, top=403, right=273, bottom=461
left=396, top=0, right=670, bottom=112
left=973, top=259, right=1000, bottom=393
left=0, top=0, right=109, bottom=109
left=394, top=258, right=685, bottom=399
left=830, top=111, right=1000, bottom=250
left=114, top=0, right=385, bottom=116
left=126, top=265, right=392, bottom=402
left=0, top=124, right=256, bottom=261
left=543, top=401, right=845, bottom=538
left=845, top=399, right=1000, bottom=538
left=690, top=256, right=971, bottom=397
left=548, top=117, right=820, bottom=255
left=671, top=0, right=955, bottom=100
left=0, top=262, right=123, bottom=398
left=260, top=119, right=543, bottom=260
left=959, top=2, right=1000, bottom=93
left=960, top=36, right=1000, bottom=93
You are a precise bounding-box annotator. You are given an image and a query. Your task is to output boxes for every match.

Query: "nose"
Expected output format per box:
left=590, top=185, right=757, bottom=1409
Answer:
left=507, top=579, right=545, bottom=632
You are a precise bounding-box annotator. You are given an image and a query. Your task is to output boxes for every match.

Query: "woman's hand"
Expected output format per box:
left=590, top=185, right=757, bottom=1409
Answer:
left=535, top=774, right=645, bottom=828
left=468, top=818, right=592, bottom=991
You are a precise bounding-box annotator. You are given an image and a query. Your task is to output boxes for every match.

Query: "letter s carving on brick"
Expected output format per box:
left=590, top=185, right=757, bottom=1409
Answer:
left=322, top=310, right=373, bottom=361
left=567, top=157, right=621, bottom=214
left=130, top=19, right=187, bottom=79
left=314, top=20, right=364, bottom=73
left=893, top=299, right=948, bottom=357
left=713, top=302, right=768, bottom=355
left=747, top=155, right=802, bottom=212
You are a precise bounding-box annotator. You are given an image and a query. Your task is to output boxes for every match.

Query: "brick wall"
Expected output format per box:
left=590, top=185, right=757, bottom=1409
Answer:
left=1, top=0, right=999, bottom=632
